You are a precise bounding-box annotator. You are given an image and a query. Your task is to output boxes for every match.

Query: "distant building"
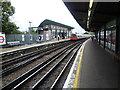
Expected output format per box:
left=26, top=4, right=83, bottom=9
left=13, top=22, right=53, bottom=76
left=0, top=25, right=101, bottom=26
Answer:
left=37, top=19, right=74, bottom=40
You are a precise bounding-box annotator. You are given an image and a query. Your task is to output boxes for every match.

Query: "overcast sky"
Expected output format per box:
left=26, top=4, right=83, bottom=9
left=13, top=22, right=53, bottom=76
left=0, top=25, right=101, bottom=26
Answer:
left=11, top=0, right=85, bottom=33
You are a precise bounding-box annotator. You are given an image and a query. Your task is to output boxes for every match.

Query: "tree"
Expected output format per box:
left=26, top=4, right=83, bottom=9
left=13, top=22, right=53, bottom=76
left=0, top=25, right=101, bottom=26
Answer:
left=30, top=29, right=37, bottom=34
left=1, top=1, right=21, bottom=34
left=84, top=32, right=89, bottom=34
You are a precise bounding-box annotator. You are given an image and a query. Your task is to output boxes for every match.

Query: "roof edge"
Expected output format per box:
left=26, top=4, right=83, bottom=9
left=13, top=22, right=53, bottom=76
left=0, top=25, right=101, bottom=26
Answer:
left=39, top=19, right=74, bottom=29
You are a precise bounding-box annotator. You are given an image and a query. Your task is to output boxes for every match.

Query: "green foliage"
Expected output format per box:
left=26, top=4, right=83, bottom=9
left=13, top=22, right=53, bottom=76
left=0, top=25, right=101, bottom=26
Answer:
left=2, top=22, right=16, bottom=33
left=12, top=30, right=25, bottom=34
left=23, top=29, right=37, bottom=34
left=1, top=1, right=22, bottom=34
left=84, top=32, right=89, bottom=34
left=1, top=2, right=15, bottom=22
left=24, top=31, right=29, bottom=34
left=30, top=29, right=37, bottom=34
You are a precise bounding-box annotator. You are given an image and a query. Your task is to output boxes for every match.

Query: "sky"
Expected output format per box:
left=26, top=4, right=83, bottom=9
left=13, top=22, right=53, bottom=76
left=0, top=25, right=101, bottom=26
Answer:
left=11, top=0, right=85, bottom=34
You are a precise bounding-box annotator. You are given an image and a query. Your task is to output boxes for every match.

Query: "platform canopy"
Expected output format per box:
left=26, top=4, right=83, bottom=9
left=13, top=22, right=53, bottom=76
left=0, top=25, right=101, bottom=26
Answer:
left=39, top=19, right=74, bottom=29
left=63, top=0, right=119, bottom=31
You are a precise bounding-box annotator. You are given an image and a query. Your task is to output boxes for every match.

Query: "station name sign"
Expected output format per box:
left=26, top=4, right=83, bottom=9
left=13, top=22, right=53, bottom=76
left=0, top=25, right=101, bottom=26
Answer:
left=0, top=33, right=6, bottom=45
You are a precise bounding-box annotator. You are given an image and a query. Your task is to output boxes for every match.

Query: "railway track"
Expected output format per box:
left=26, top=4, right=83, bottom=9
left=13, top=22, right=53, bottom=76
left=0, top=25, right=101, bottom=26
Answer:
left=2, top=41, right=71, bottom=76
left=2, top=39, right=86, bottom=89
left=2, top=40, right=77, bottom=86
left=31, top=43, right=81, bottom=90
left=1, top=41, right=69, bottom=60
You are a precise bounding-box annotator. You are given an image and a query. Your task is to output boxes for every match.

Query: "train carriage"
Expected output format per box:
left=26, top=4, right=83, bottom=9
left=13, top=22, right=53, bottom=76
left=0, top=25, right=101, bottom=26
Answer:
left=70, top=33, right=91, bottom=40
left=70, top=34, right=78, bottom=40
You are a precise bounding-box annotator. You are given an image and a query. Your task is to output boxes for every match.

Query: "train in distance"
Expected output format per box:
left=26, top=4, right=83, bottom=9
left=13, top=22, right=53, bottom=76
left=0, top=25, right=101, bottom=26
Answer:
left=70, top=33, right=91, bottom=40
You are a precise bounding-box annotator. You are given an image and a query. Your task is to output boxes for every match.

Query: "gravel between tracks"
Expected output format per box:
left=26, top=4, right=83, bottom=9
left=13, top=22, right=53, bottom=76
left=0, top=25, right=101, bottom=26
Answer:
left=2, top=46, right=67, bottom=86
left=38, top=50, right=75, bottom=89
left=18, top=56, right=64, bottom=90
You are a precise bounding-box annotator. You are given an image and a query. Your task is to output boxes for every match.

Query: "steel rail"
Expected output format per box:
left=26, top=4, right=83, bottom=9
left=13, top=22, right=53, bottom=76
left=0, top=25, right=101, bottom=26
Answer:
left=31, top=42, right=81, bottom=90
left=1, top=40, right=70, bottom=61
left=2, top=41, right=69, bottom=69
left=1, top=41, right=69, bottom=57
left=2, top=42, right=71, bottom=76
left=12, top=46, right=72, bottom=90
left=1, top=41, right=80, bottom=90
left=50, top=44, right=81, bottom=89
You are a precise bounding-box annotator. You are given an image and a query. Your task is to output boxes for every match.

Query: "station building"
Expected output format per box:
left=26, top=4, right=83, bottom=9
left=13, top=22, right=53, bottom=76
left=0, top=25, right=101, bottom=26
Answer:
left=37, top=19, right=74, bottom=40
left=63, top=1, right=120, bottom=58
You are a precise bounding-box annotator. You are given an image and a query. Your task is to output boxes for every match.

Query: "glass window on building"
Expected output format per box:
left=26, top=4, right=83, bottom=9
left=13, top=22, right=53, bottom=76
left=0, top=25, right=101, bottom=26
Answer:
left=52, top=30, right=55, bottom=37
left=51, top=25, right=53, bottom=29
left=100, top=30, right=104, bottom=46
left=64, top=31, right=67, bottom=38
left=105, top=19, right=116, bottom=52
left=106, top=30, right=112, bottom=49
left=111, top=28, right=116, bottom=51
left=106, top=29, right=116, bottom=52
left=69, top=31, right=72, bottom=37
left=57, top=30, right=60, bottom=35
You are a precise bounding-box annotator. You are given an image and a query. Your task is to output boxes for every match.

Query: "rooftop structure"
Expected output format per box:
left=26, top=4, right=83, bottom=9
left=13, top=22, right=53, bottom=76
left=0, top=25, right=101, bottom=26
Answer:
left=37, top=19, right=74, bottom=40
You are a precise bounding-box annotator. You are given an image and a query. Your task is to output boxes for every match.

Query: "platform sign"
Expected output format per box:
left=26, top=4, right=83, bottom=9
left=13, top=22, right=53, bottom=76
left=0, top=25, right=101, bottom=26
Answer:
left=0, top=33, right=6, bottom=45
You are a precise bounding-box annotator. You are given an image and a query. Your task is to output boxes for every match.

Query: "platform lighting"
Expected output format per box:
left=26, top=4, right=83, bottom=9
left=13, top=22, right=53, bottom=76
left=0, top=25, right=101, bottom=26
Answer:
left=89, top=0, right=94, bottom=9
left=88, top=10, right=91, bottom=17
left=87, top=21, right=89, bottom=28
left=87, top=10, right=91, bottom=28
left=87, top=0, right=94, bottom=28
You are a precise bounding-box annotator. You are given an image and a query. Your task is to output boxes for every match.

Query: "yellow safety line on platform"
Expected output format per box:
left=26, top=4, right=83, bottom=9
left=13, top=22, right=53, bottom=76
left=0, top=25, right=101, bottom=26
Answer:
left=73, top=45, right=85, bottom=89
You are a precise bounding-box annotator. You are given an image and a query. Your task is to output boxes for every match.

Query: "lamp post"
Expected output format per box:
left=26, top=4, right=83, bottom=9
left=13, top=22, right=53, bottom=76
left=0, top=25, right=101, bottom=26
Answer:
left=29, top=21, right=32, bottom=44
left=29, top=21, right=32, bottom=34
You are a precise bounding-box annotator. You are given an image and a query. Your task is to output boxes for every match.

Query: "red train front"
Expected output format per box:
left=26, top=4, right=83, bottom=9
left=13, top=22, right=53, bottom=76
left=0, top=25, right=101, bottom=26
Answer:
left=70, top=34, right=78, bottom=40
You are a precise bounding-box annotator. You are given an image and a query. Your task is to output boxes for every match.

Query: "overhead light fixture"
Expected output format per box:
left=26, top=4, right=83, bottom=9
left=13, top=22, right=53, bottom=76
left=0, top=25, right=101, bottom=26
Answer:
left=87, top=21, right=89, bottom=28
left=87, top=0, right=94, bottom=29
left=88, top=10, right=91, bottom=17
left=89, top=0, right=94, bottom=9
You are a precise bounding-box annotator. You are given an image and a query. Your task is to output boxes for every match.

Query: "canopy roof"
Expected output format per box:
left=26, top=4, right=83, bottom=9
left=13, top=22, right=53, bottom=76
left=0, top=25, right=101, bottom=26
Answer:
left=63, top=1, right=119, bottom=31
left=39, top=19, right=74, bottom=29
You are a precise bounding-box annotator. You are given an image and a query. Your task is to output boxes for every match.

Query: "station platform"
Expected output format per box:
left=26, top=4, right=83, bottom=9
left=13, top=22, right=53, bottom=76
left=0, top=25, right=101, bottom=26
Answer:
left=64, top=39, right=119, bottom=88
left=0, top=39, right=70, bottom=54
